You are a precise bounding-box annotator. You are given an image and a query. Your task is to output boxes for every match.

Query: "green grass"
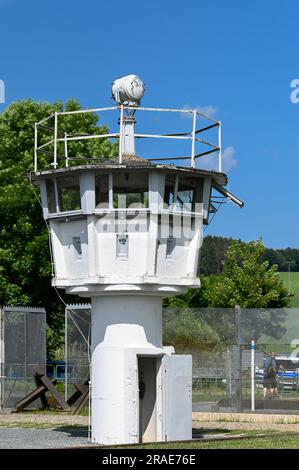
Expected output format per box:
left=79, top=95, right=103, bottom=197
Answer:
left=279, top=272, right=299, bottom=307
left=109, top=432, right=299, bottom=449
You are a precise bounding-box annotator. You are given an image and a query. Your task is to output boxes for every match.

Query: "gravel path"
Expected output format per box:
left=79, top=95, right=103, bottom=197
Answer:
left=0, top=427, right=92, bottom=449
left=0, top=412, right=91, bottom=449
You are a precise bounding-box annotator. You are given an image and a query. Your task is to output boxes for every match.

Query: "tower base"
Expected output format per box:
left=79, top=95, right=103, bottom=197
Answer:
left=90, top=295, right=192, bottom=445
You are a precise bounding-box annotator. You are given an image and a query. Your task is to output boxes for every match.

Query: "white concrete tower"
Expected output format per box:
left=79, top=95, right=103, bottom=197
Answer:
left=31, top=75, right=243, bottom=445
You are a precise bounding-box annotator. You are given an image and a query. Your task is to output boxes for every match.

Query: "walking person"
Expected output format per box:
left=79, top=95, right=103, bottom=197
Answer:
left=263, top=352, right=284, bottom=399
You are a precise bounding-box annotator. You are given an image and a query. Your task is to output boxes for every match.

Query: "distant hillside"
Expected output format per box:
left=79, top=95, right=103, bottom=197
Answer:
left=200, top=236, right=299, bottom=276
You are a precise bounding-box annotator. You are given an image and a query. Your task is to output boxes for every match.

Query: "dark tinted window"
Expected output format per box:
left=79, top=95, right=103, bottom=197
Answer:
left=113, top=172, right=149, bottom=209
left=163, top=175, right=176, bottom=209
left=177, top=176, right=204, bottom=212
left=57, top=176, right=81, bottom=212
left=46, top=179, right=56, bottom=213
left=95, top=174, right=109, bottom=208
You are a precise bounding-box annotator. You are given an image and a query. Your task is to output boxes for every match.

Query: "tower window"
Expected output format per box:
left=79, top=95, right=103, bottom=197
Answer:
left=177, top=177, right=204, bottom=212
left=163, top=175, right=176, bottom=209
left=46, top=179, right=56, bottom=213
left=113, top=172, right=149, bottom=209
left=95, top=174, right=109, bottom=208
left=57, top=176, right=81, bottom=212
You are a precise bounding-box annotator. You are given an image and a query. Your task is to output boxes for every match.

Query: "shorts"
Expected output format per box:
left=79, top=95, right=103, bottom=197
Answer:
left=263, top=377, right=277, bottom=389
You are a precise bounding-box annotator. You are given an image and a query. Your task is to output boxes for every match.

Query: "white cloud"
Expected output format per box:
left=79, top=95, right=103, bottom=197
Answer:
left=182, top=104, right=218, bottom=119
left=196, top=105, right=218, bottom=118
left=222, top=146, right=237, bottom=172
left=198, top=145, right=237, bottom=173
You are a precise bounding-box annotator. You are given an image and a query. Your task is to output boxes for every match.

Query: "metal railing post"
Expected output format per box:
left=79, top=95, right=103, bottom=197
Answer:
left=54, top=112, right=58, bottom=169
left=218, top=121, right=222, bottom=172
left=34, top=123, right=38, bottom=172
left=191, top=110, right=196, bottom=168
left=64, top=133, right=69, bottom=167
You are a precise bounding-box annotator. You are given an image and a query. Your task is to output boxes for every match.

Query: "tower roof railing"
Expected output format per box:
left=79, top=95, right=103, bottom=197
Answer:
left=34, top=105, right=222, bottom=173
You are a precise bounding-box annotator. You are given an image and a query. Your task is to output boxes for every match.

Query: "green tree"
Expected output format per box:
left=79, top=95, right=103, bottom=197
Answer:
left=205, top=240, right=290, bottom=309
left=163, top=275, right=210, bottom=309
left=0, top=99, right=117, bottom=357
left=204, top=240, right=290, bottom=342
left=163, top=309, right=220, bottom=352
left=199, top=235, right=233, bottom=275
left=164, top=240, right=290, bottom=344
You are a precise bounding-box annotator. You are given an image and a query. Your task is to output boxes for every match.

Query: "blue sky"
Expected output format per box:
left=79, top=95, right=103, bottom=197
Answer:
left=0, top=0, right=298, bottom=248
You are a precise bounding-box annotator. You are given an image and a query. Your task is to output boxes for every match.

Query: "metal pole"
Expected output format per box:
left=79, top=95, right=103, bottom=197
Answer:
left=218, top=122, right=222, bottom=172
left=191, top=110, right=196, bottom=168
left=54, top=112, right=58, bottom=169
left=284, top=261, right=294, bottom=295
left=34, top=123, right=38, bottom=172
left=251, top=339, right=255, bottom=411
left=235, top=305, right=242, bottom=413
left=64, top=133, right=69, bottom=167
left=119, top=105, right=124, bottom=164
left=24, top=312, right=27, bottom=381
left=88, top=379, right=92, bottom=442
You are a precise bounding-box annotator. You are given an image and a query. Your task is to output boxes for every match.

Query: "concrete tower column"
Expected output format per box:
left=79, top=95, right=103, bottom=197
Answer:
left=90, top=294, right=163, bottom=445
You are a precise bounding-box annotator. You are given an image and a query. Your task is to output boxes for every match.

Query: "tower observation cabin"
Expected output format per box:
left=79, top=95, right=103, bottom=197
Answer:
left=31, top=74, right=243, bottom=445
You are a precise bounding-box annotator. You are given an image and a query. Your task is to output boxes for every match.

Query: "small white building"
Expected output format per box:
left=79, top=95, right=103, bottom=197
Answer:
left=31, top=75, right=243, bottom=444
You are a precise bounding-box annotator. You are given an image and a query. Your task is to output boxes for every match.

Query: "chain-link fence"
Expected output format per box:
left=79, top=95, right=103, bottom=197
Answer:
left=65, top=304, right=91, bottom=402
left=0, top=306, right=46, bottom=409
left=64, top=305, right=299, bottom=414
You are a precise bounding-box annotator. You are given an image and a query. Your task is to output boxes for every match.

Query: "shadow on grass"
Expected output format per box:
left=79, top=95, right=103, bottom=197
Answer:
left=192, top=427, right=232, bottom=437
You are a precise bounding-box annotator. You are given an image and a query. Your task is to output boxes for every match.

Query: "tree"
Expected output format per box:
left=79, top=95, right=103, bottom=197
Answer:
left=163, top=275, right=210, bottom=309
left=200, top=235, right=299, bottom=274
left=205, top=240, right=290, bottom=309
left=204, top=240, right=290, bottom=342
left=199, top=235, right=233, bottom=275
left=163, top=309, right=220, bottom=352
left=164, top=240, right=290, bottom=344
left=0, top=99, right=117, bottom=357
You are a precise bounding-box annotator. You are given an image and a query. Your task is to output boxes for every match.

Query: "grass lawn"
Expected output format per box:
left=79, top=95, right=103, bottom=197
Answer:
left=279, top=272, right=299, bottom=307
left=111, top=432, right=299, bottom=449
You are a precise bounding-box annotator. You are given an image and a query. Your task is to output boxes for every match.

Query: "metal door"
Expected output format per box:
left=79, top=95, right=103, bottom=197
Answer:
left=162, top=354, right=192, bottom=441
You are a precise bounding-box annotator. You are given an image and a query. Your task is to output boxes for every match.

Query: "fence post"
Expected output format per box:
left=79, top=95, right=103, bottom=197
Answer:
left=64, top=306, right=68, bottom=403
left=251, top=339, right=255, bottom=411
left=234, top=305, right=243, bottom=413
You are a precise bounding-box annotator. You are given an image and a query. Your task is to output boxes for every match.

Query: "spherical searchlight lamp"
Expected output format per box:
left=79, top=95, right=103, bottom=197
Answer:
left=112, top=74, right=145, bottom=107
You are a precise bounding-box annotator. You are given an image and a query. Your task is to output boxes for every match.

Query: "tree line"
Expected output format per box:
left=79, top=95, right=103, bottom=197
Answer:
left=200, top=236, right=299, bottom=275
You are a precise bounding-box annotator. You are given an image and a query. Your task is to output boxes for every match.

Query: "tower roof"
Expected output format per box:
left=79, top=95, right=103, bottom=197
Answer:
left=30, top=158, right=228, bottom=187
